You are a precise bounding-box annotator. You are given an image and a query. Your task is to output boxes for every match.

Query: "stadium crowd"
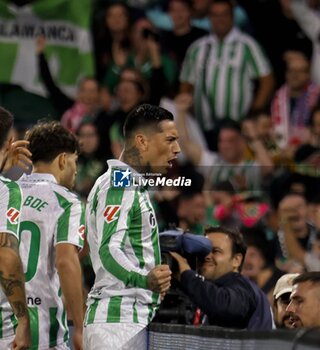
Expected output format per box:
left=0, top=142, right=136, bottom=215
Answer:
left=1, top=0, right=320, bottom=349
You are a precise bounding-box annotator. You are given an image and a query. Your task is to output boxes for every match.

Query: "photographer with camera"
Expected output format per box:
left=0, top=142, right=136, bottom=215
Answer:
left=170, top=226, right=274, bottom=330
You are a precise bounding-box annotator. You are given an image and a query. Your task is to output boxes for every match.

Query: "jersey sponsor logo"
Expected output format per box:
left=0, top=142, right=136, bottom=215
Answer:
left=78, top=225, right=85, bottom=240
left=103, top=205, right=121, bottom=223
left=112, top=169, right=131, bottom=188
left=6, top=207, right=20, bottom=224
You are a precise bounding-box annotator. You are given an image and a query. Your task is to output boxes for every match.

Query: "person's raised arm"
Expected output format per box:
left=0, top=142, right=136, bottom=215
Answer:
left=175, top=93, right=202, bottom=166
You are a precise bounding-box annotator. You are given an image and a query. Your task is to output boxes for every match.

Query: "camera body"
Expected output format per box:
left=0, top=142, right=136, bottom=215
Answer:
left=159, top=229, right=212, bottom=272
left=153, top=230, right=212, bottom=324
left=142, top=28, right=161, bottom=42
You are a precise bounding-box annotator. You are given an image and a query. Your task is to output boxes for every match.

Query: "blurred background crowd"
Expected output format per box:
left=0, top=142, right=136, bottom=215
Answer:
left=1, top=0, right=320, bottom=319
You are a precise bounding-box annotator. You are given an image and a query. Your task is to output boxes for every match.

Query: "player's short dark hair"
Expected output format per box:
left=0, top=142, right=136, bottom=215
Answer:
left=25, top=121, right=79, bottom=163
left=205, top=226, right=247, bottom=271
left=123, top=104, right=174, bottom=140
left=0, top=107, right=14, bottom=149
left=293, top=272, right=320, bottom=286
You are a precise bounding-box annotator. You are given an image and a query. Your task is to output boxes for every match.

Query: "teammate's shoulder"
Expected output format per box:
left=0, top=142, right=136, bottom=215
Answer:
left=52, top=183, right=82, bottom=205
left=91, top=170, right=111, bottom=193
left=0, top=175, right=21, bottom=192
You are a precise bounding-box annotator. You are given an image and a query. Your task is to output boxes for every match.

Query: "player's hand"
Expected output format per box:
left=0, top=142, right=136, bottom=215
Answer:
left=12, top=320, right=31, bottom=350
left=72, top=328, right=83, bottom=350
left=147, top=265, right=171, bottom=293
left=1, top=140, right=32, bottom=173
left=170, top=252, right=191, bottom=279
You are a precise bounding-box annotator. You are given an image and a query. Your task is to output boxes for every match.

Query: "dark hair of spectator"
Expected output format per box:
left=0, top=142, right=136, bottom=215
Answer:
left=204, top=226, right=247, bottom=271
left=219, top=119, right=242, bottom=135
left=103, top=2, right=131, bottom=44
left=78, top=77, right=99, bottom=90
left=0, top=107, right=14, bottom=149
left=168, top=0, right=193, bottom=9
left=241, top=226, right=276, bottom=267
left=293, top=272, right=320, bottom=286
left=25, top=121, right=79, bottom=163
left=123, top=104, right=174, bottom=140
left=213, top=180, right=235, bottom=194
left=210, top=0, right=234, bottom=12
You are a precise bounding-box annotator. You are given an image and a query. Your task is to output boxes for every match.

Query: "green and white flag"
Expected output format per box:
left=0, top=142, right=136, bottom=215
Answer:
left=0, top=0, right=94, bottom=97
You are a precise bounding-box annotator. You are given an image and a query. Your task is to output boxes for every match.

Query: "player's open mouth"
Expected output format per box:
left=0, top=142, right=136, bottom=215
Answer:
left=168, top=158, right=177, bottom=167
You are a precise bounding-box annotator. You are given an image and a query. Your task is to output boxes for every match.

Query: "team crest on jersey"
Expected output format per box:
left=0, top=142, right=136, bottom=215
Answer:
left=78, top=225, right=85, bottom=240
left=6, top=207, right=20, bottom=224
left=103, top=205, right=121, bottom=223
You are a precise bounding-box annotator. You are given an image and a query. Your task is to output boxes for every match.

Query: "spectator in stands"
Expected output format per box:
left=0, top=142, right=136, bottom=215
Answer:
left=95, top=68, right=148, bottom=160
left=242, top=228, right=283, bottom=304
left=237, top=0, right=313, bottom=86
left=180, top=0, right=274, bottom=149
left=286, top=272, right=320, bottom=328
left=175, top=93, right=274, bottom=191
left=60, top=78, right=100, bottom=134
left=309, top=105, right=320, bottom=148
left=208, top=181, right=240, bottom=228
left=93, top=2, right=132, bottom=82
left=272, top=273, right=299, bottom=328
left=281, top=220, right=320, bottom=272
left=290, top=0, right=320, bottom=85
left=103, top=18, right=177, bottom=97
left=271, top=53, right=320, bottom=151
left=75, top=119, right=104, bottom=201
left=109, top=76, right=147, bottom=158
left=36, top=36, right=101, bottom=133
left=243, top=114, right=279, bottom=161
left=171, top=226, right=274, bottom=330
left=277, top=193, right=318, bottom=271
left=162, top=0, right=207, bottom=70
left=176, top=191, right=206, bottom=235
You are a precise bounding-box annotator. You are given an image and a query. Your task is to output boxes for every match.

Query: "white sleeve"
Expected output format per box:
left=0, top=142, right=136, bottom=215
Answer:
left=291, top=0, right=320, bottom=41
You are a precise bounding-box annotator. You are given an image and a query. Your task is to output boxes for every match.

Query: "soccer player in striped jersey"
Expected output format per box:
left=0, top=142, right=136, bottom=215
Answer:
left=18, top=122, right=84, bottom=349
left=0, top=107, right=30, bottom=350
left=84, top=104, right=180, bottom=350
left=180, top=0, right=274, bottom=149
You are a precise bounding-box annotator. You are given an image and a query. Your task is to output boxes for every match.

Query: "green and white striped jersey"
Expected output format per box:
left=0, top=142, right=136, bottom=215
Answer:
left=17, top=173, right=84, bottom=350
left=180, top=28, right=271, bottom=130
left=85, top=160, right=161, bottom=326
left=0, top=176, right=22, bottom=340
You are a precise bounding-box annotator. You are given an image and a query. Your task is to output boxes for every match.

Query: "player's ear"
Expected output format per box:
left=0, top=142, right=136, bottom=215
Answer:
left=57, top=152, right=66, bottom=170
left=135, top=133, right=148, bottom=151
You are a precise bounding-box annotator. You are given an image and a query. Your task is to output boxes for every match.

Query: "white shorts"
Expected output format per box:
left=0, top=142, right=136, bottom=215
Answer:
left=83, top=323, right=147, bottom=350
left=0, top=335, right=14, bottom=350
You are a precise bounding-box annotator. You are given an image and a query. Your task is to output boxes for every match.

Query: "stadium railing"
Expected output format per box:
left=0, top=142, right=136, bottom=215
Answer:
left=148, top=323, right=320, bottom=350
